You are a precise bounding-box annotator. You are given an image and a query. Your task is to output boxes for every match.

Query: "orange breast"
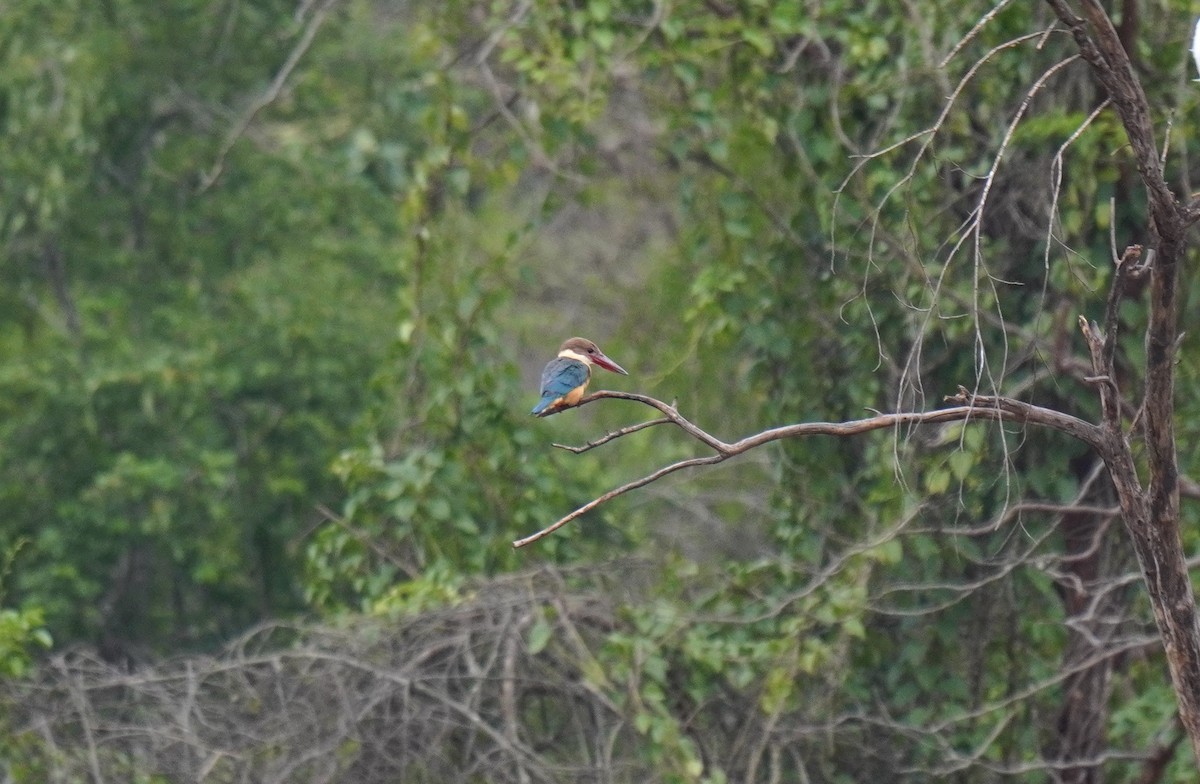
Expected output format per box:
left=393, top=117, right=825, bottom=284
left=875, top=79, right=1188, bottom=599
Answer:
left=561, top=379, right=590, bottom=406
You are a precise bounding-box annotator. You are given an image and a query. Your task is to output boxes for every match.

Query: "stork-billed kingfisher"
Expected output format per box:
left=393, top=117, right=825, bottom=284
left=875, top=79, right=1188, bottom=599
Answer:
left=531, top=337, right=628, bottom=416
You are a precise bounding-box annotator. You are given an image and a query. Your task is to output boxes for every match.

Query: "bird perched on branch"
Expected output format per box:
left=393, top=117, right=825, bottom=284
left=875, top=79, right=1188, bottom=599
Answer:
left=531, top=337, right=628, bottom=416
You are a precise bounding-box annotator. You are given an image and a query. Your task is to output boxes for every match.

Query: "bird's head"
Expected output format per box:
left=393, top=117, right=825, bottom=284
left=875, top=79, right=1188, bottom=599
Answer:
left=559, top=337, right=628, bottom=375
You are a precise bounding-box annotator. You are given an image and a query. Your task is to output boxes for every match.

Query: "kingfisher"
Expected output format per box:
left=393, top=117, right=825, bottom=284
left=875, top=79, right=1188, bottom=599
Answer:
left=531, top=337, right=628, bottom=416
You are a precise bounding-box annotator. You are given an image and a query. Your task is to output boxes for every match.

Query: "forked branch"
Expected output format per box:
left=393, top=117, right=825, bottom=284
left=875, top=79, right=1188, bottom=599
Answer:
left=513, top=388, right=1103, bottom=548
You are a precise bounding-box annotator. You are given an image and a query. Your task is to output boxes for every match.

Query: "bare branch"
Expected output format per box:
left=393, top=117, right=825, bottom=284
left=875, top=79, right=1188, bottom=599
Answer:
left=1078, top=314, right=1122, bottom=427
left=939, top=0, right=1017, bottom=69
left=552, top=416, right=672, bottom=453
left=515, top=388, right=1104, bottom=548
left=1045, top=0, right=1174, bottom=219
left=512, top=453, right=727, bottom=548
left=538, top=390, right=732, bottom=453
left=1046, top=99, right=1110, bottom=274
left=1101, top=244, right=1142, bottom=372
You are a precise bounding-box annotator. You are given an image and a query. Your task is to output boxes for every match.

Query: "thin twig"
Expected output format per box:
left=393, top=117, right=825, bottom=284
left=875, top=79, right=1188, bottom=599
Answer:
left=552, top=417, right=672, bottom=453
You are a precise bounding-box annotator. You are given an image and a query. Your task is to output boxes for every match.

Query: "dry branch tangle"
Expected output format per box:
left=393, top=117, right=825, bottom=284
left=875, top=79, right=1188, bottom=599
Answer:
left=7, top=570, right=640, bottom=784
left=6, top=565, right=1177, bottom=781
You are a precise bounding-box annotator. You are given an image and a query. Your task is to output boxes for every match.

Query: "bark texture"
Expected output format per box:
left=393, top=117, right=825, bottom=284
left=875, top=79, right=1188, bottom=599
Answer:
left=1047, top=0, right=1200, bottom=763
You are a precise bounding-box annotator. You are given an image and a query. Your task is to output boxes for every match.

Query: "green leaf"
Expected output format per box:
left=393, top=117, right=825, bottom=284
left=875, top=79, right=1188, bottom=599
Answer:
left=743, top=28, right=774, bottom=57
left=924, top=467, right=951, bottom=495
left=948, top=449, right=975, bottom=481
left=527, top=617, right=553, bottom=655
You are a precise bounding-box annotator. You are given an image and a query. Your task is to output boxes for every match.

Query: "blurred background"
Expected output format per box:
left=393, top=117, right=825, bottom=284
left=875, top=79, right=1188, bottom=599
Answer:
left=1, top=0, right=1199, bottom=781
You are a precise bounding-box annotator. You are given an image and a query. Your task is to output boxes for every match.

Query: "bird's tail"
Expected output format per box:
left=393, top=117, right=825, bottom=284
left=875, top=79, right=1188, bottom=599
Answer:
left=530, top=396, right=555, bottom=416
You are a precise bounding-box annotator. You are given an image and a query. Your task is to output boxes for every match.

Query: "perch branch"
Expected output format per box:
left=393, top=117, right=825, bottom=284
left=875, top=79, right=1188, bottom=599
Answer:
left=514, top=388, right=1104, bottom=548
left=552, top=417, right=672, bottom=453
left=539, top=390, right=732, bottom=453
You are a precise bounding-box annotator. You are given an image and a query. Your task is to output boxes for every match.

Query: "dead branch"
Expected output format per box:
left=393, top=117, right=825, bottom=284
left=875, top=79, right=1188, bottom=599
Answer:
left=3, top=561, right=1171, bottom=782
left=513, top=387, right=1103, bottom=548
left=551, top=416, right=672, bottom=453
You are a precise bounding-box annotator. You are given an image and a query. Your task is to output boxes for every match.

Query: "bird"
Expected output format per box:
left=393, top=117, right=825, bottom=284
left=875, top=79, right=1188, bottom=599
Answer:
left=531, top=337, right=628, bottom=416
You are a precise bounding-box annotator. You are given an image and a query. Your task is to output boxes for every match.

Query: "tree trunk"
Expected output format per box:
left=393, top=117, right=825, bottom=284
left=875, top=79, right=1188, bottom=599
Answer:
left=1045, top=0, right=1200, bottom=762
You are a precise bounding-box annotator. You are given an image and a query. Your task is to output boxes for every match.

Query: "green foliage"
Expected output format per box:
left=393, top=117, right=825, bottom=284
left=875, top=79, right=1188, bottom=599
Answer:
left=304, top=231, right=627, bottom=612
left=5, top=0, right=1200, bottom=779
left=0, top=542, right=50, bottom=678
left=0, top=0, right=414, bottom=651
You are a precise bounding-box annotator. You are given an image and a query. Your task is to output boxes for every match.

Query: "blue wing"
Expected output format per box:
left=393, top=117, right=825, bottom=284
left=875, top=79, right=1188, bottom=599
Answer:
left=531, top=357, right=589, bottom=415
